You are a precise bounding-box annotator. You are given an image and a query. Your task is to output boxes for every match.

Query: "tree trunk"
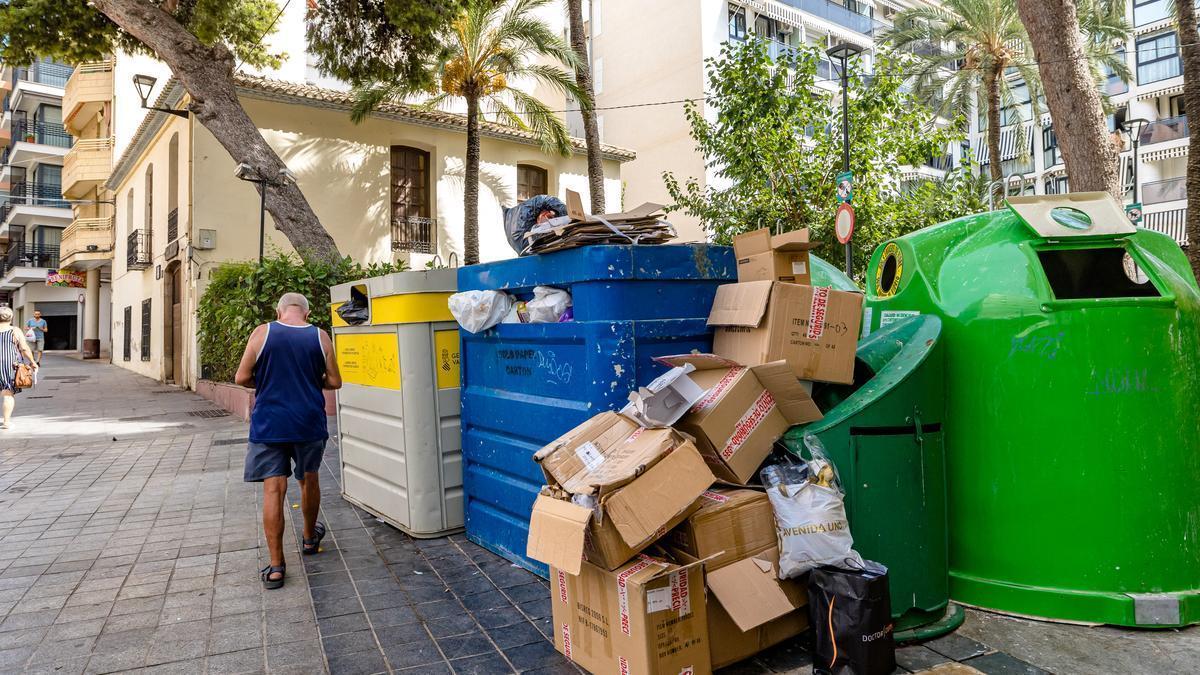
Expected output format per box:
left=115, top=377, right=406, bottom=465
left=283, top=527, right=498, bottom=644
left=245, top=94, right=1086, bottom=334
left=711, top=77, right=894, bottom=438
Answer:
left=985, top=66, right=1003, bottom=184
left=1016, top=0, right=1120, bottom=197
left=567, top=0, right=605, bottom=213
left=464, top=94, right=481, bottom=265
left=1178, top=0, right=1200, bottom=278
left=91, top=0, right=342, bottom=264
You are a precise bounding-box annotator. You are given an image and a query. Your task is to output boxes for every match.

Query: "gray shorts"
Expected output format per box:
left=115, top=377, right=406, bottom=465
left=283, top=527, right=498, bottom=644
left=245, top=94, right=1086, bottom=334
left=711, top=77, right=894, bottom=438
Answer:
left=243, top=440, right=326, bottom=482
left=32, top=338, right=44, bottom=352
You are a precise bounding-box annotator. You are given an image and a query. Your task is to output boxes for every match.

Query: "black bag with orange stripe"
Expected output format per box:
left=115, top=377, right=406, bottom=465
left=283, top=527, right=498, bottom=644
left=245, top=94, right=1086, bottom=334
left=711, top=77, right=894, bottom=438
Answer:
left=808, top=560, right=896, bottom=675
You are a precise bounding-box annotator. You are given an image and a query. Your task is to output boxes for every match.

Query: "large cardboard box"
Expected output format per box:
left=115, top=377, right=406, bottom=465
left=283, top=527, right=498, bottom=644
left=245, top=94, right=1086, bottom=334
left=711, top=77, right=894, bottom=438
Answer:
left=669, top=487, right=778, bottom=572
left=655, top=354, right=822, bottom=484
left=527, top=412, right=715, bottom=573
left=708, top=281, right=864, bottom=384
left=675, top=548, right=809, bottom=669
left=550, top=556, right=711, bottom=675
left=734, top=228, right=818, bottom=285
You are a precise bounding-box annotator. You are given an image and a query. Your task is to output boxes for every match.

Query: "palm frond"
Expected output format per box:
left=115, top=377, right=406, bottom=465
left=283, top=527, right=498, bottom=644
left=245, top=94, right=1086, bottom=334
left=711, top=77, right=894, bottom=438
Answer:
left=507, top=87, right=574, bottom=156
left=349, top=80, right=406, bottom=123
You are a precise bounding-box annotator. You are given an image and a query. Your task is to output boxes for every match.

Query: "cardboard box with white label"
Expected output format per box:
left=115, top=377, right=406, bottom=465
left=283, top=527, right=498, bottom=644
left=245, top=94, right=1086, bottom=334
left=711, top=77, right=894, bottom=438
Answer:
left=550, top=555, right=711, bottom=675
left=526, top=412, right=715, bottom=572
left=654, top=354, right=822, bottom=484
left=733, top=227, right=818, bottom=285
left=708, top=281, right=864, bottom=384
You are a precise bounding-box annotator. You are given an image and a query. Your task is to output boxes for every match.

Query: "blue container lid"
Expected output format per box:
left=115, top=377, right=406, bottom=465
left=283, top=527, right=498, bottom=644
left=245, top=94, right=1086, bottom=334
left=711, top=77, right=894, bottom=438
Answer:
left=458, top=244, right=735, bottom=291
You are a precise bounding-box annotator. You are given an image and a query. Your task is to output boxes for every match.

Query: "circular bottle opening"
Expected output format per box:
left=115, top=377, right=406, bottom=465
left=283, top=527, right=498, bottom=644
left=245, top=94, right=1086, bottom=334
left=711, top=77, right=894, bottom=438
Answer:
left=1050, top=206, right=1093, bottom=231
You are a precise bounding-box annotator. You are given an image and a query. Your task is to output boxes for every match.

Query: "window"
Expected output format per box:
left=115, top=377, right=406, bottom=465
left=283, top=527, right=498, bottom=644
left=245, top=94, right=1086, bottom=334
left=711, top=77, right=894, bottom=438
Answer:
left=1044, top=176, right=1069, bottom=195
left=593, top=57, right=603, bottom=94
left=1102, top=49, right=1128, bottom=96
left=1133, top=0, right=1172, bottom=26
left=144, top=164, right=153, bottom=232
left=126, top=188, right=134, bottom=233
left=1042, top=127, right=1061, bottom=168
left=123, top=306, right=131, bottom=361
left=1169, top=94, right=1185, bottom=118
left=140, top=299, right=151, bottom=361
left=1137, top=32, right=1181, bottom=85
left=1000, top=80, right=1032, bottom=127
left=390, top=145, right=434, bottom=253
left=516, top=164, right=549, bottom=203
left=728, top=4, right=747, bottom=41
left=167, top=134, right=179, bottom=241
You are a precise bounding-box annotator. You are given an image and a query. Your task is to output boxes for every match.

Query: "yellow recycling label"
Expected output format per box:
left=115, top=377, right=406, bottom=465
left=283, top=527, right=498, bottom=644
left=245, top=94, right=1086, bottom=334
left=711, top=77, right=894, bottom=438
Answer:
left=336, top=333, right=401, bottom=389
left=434, top=329, right=461, bottom=389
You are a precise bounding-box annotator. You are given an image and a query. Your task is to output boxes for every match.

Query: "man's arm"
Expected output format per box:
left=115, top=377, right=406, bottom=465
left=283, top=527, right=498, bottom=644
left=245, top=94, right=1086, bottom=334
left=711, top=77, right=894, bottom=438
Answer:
left=320, top=329, right=342, bottom=390
left=234, top=325, right=267, bottom=388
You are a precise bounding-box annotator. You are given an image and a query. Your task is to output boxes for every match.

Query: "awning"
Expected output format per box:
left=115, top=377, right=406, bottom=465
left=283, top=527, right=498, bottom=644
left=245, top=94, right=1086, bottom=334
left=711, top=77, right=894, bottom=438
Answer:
left=976, top=126, right=1034, bottom=163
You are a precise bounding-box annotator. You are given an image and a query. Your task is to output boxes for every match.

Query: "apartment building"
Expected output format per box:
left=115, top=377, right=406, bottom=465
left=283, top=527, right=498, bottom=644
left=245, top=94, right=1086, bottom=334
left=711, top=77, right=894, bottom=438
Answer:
left=0, top=58, right=112, bottom=354
left=576, top=0, right=944, bottom=241
left=967, top=0, right=1191, bottom=245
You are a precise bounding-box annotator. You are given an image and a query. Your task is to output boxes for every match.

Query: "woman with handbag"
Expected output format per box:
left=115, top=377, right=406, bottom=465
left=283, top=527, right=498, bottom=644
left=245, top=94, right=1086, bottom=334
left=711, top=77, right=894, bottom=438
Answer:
left=0, top=306, right=38, bottom=430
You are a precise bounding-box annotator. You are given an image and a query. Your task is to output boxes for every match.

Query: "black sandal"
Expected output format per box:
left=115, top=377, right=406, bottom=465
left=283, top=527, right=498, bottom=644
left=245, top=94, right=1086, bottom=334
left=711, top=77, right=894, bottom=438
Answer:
left=261, top=564, right=286, bottom=589
left=302, top=521, right=326, bottom=556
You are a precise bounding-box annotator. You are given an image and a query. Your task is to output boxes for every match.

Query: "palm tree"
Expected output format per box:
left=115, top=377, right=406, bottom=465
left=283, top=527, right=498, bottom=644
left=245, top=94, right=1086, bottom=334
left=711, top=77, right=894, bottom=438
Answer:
left=882, top=0, right=1128, bottom=185
left=566, top=0, right=606, bottom=213
left=350, top=0, right=585, bottom=264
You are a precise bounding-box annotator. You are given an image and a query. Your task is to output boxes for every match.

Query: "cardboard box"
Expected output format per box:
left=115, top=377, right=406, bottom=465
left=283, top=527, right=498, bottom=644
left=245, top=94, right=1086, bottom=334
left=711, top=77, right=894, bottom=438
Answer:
left=654, top=354, right=822, bottom=484
left=669, top=487, right=778, bottom=572
left=708, top=281, right=864, bottom=384
left=550, top=555, right=711, bottom=675
left=527, top=412, right=715, bottom=573
left=620, top=362, right=705, bottom=428
left=675, top=547, right=809, bottom=669
left=734, top=228, right=818, bottom=284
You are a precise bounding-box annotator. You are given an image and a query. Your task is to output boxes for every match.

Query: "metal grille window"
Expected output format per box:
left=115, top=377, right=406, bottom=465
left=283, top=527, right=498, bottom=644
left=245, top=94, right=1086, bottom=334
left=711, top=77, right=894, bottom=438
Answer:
left=390, top=145, right=435, bottom=253
left=123, top=306, right=132, bottom=361
left=167, top=208, right=178, bottom=242
left=1042, top=127, right=1061, bottom=168
left=516, top=164, right=548, bottom=203
left=127, top=230, right=152, bottom=269
left=728, top=5, right=747, bottom=41
left=140, top=299, right=151, bottom=361
left=1136, top=32, right=1181, bottom=85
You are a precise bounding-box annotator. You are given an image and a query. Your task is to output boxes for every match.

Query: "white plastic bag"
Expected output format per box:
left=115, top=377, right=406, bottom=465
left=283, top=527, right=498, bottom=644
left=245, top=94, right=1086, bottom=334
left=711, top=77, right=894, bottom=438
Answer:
left=525, top=286, right=571, bottom=323
left=448, top=290, right=513, bottom=333
left=761, top=434, right=863, bottom=579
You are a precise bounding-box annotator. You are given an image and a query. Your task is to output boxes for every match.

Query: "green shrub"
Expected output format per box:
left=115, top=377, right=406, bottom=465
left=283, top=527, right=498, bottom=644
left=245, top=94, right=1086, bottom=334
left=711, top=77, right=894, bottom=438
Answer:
left=197, top=252, right=408, bottom=383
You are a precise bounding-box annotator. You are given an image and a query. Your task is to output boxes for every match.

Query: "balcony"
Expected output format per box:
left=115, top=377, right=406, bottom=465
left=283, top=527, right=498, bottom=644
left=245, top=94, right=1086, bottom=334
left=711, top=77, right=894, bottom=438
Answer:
left=1140, top=116, right=1189, bottom=146
left=12, top=62, right=74, bottom=89
left=63, top=61, right=114, bottom=134
left=766, top=39, right=799, bottom=63
left=392, top=216, right=436, bottom=254
left=777, top=0, right=883, bottom=35
left=10, top=119, right=72, bottom=149
left=0, top=243, right=59, bottom=290
left=127, top=229, right=152, bottom=270
left=1142, top=176, right=1187, bottom=205
left=63, top=137, right=113, bottom=199
left=61, top=215, right=114, bottom=270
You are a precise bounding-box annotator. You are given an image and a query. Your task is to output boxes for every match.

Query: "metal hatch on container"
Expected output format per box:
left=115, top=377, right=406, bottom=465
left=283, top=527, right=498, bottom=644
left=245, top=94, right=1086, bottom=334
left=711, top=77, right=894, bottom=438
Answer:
left=1006, top=192, right=1136, bottom=240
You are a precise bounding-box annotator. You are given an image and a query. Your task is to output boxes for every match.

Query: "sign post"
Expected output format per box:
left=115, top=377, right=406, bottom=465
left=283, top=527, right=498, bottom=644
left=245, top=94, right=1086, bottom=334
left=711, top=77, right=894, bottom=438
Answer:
left=835, top=171, right=854, bottom=275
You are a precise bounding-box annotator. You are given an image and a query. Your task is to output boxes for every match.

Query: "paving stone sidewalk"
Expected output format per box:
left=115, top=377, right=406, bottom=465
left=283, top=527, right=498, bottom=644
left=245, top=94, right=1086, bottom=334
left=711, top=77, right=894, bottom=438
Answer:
left=2, top=355, right=1195, bottom=675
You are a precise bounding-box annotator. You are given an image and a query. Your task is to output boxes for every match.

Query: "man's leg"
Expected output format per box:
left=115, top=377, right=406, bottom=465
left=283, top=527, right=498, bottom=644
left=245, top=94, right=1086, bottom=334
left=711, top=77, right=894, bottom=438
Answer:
left=262, top=475, right=288, bottom=571
left=297, top=472, right=321, bottom=541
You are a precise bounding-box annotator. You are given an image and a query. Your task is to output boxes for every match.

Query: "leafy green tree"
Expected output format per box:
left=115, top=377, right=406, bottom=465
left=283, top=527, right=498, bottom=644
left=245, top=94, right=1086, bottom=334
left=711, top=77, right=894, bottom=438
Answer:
left=663, top=38, right=978, bottom=279
left=0, top=0, right=461, bottom=263
left=330, top=0, right=585, bottom=265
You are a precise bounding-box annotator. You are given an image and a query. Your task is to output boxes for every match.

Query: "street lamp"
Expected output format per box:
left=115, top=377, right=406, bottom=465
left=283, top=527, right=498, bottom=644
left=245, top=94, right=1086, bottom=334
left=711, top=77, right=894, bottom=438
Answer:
left=132, top=74, right=189, bottom=119
left=1122, top=117, right=1149, bottom=204
left=826, top=41, right=863, bottom=277
left=234, top=164, right=297, bottom=266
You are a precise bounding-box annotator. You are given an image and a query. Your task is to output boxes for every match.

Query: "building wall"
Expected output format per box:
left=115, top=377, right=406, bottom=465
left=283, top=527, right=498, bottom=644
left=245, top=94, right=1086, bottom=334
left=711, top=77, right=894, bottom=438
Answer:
left=588, top=0, right=708, bottom=241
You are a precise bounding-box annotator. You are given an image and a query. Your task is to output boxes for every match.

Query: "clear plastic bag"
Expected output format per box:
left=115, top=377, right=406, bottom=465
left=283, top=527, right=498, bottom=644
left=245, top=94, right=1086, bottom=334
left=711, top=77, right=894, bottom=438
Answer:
left=525, top=286, right=572, bottom=323
left=448, top=290, right=514, bottom=333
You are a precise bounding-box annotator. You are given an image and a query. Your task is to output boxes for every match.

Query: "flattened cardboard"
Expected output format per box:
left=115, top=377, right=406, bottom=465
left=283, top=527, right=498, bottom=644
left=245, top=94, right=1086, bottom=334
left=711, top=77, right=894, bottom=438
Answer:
left=604, top=441, right=715, bottom=547
left=566, top=188, right=665, bottom=224
left=669, top=488, right=778, bottom=571
left=527, top=494, right=592, bottom=575
left=550, top=556, right=711, bottom=675
left=708, top=282, right=864, bottom=384
left=706, top=548, right=806, bottom=632
left=620, top=363, right=705, bottom=428
left=734, top=228, right=819, bottom=284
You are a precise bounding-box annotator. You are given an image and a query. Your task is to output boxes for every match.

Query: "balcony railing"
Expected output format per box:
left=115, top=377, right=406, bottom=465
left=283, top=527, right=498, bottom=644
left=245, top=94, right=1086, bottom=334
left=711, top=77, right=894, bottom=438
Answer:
left=11, top=119, right=73, bottom=149
left=8, top=181, right=68, bottom=208
left=127, top=229, right=152, bottom=270
left=1139, top=115, right=1189, bottom=146
left=1143, top=208, right=1188, bottom=246
left=777, top=0, right=883, bottom=35
left=766, top=39, right=799, bottom=63
left=12, top=62, right=74, bottom=89
left=925, top=154, right=954, bottom=171
left=392, top=216, right=436, bottom=254
left=63, top=136, right=113, bottom=198
left=63, top=215, right=115, bottom=262
left=1143, top=177, right=1187, bottom=205
left=63, top=60, right=115, bottom=133
left=4, top=243, right=59, bottom=271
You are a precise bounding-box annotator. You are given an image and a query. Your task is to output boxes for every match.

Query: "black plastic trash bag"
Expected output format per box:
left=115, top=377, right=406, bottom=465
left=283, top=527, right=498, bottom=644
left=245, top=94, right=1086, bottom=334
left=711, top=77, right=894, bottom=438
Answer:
left=503, top=194, right=566, bottom=255
left=808, top=560, right=896, bottom=675
left=336, top=286, right=370, bottom=325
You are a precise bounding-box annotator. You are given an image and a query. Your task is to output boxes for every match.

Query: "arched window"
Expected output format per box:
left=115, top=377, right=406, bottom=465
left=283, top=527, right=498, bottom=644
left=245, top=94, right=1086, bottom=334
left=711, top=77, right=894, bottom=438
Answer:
left=126, top=188, right=135, bottom=232
left=516, top=164, right=548, bottom=203
left=144, top=164, right=153, bottom=234
left=167, top=134, right=179, bottom=241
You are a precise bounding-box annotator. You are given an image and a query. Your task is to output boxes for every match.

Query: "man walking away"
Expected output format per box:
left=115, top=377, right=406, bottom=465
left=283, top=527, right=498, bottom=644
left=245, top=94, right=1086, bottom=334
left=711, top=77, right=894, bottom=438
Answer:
left=25, top=310, right=47, bottom=364
left=235, top=292, right=342, bottom=589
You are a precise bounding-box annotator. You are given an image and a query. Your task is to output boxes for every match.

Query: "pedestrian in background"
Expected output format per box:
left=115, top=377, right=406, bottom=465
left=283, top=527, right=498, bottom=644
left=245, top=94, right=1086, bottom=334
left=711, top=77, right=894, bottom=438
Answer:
left=0, top=306, right=38, bottom=431
left=234, top=292, right=342, bottom=589
left=25, top=310, right=47, bottom=364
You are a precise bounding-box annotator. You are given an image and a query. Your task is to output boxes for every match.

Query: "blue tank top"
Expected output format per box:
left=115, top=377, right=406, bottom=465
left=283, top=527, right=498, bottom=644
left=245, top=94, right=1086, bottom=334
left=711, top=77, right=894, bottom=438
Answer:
left=249, top=322, right=328, bottom=444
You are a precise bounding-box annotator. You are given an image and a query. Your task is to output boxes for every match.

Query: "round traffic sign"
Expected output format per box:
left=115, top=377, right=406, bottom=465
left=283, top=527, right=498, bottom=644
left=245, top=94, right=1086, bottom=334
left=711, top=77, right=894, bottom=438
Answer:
left=835, top=202, right=855, bottom=244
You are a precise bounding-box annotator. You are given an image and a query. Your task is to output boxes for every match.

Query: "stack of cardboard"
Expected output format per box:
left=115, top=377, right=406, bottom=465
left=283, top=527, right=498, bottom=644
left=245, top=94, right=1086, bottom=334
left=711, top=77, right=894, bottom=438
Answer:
left=522, top=191, right=676, bottom=254
left=524, top=226, right=865, bottom=673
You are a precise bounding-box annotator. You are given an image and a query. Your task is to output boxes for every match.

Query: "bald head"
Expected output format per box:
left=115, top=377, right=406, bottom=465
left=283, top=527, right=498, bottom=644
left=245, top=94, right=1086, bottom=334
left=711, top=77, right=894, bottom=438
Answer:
left=276, top=293, right=311, bottom=322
